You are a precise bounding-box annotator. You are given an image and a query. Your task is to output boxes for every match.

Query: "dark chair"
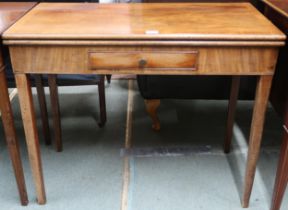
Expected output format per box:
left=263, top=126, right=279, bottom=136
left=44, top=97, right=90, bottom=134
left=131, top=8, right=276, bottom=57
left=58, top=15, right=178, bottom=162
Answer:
left=137, top=75, right=257, bottom=130
left=37, top=73, right=107, bottom=152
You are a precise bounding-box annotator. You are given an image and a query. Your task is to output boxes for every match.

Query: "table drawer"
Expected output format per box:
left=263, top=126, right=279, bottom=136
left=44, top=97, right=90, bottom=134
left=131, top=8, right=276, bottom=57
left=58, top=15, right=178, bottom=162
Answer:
left=88, top=51, right=198, bottom=70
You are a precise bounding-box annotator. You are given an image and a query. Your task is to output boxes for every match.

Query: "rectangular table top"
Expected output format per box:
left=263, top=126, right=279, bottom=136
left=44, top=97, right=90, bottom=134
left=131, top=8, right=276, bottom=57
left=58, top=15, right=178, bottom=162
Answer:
left=0, top=2, right=37, bottom=35
left=3, top=3, right=285, bottom=42
left=262, top=0, right=288, bottom=18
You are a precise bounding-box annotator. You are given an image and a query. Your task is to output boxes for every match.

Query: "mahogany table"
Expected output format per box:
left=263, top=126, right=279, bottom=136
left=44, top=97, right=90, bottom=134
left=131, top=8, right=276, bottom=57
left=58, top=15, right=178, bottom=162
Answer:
left=0, top=2, right=37, bottom=205
left=3, top=3, right=286, bottom=207
left=261, top=1, right=288, bottom=210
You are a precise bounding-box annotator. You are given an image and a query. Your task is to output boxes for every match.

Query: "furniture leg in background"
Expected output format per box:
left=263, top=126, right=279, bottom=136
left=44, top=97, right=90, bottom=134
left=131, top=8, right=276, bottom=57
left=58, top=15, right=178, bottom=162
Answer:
left=144, top=99, right=161, bottom=131
left=98, top=75, right=107, bottom=127
left=45, top=74, right=107, bottom=150
left=35, top=75, right=52, bottom=146
left=271, top=102, right=288, bottom=210
left=0, top=68, right=28, bottom=205
left=224, top=76, right=241, bottom=153
left=106, top=74, right=111, bottom=84
left=48, top=75, right=62, bottom=152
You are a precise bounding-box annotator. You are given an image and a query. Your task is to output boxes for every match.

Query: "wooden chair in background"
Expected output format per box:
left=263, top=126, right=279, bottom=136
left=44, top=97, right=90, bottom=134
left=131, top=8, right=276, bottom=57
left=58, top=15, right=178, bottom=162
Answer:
left=36, top=74, right=108, bottom=152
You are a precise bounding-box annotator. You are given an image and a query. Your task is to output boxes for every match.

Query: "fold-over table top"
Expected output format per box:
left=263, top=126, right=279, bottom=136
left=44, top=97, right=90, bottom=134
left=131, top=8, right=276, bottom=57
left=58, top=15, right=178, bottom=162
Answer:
left=3, top=3, right=286, bottom=42
left=0, top=2, right=37, bottom=35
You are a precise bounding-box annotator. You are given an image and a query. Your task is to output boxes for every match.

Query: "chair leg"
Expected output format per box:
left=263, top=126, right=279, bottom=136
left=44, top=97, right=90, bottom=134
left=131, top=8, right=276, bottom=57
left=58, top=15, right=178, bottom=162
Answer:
left=270, top=125, right=288, bottom=210
left=224, top=76, right=240, bottom=153
left=98, top=75, right=107, bottom=127
left=34, top=75, right=51, bottom=145
left=144, top=99, right=161, bottom=131
left=106, top=75, right=112, bottom=84
left=48, top=75, right=62, bottom=152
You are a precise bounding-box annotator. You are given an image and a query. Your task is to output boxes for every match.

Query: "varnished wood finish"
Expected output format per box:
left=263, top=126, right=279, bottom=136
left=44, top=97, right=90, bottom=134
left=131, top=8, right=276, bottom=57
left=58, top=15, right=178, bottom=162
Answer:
left=0, top=2, right=37, bottom=33
left=15, top=74, right=46, bottom=205
left=0, top=65, right=28, bottom=205
left=4, top=3, right=285, bottom=206
left=89, top=51, right=198, bottom=70
left=8, top=46, right=279, bottom=75
left=242, top=75, right=274, bottom=207
left=3, top=3, right=285, bottom=41
left=224, top=76, right=240, bottom=153
left=5, top=40, right=285, bottom=46
left=48, top=75, right=63, bottom=152
left=263, top=0, right=288, bottom=19
left=144, top=99, right=161, bottom=131
left=0, top=2, right=37, bottom=205
left=34, top=75, right=51, bottom=146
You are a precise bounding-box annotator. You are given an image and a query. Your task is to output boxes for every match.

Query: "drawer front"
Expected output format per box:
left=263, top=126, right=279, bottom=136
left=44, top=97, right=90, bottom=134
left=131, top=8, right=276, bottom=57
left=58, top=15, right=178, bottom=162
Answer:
left=88, top=51, right=198, bottom=70
left=9, top=46, right=278, bottom=75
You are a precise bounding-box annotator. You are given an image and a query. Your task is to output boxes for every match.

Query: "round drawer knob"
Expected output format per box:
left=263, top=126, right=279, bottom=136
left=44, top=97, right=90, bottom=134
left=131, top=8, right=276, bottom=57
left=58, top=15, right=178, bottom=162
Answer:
left=139, top=58, right=147, bottom=68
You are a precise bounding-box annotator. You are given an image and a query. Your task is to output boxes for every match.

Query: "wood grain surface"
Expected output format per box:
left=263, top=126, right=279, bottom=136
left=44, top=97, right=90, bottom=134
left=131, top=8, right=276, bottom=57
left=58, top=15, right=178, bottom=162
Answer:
left=0, top=2, right=37, bottom=34
left=8, top=46, right=279, bottom=75
left=3, top=3, right=285, bottom=41
left=262, top=0, right=288, bottom=18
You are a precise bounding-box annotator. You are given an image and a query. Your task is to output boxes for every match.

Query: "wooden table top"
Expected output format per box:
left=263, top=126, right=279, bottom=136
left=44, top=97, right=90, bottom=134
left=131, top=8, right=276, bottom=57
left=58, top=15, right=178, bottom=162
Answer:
left=0, top=2, right=37, bottom=35
left=3, top=3, right=285, bottom=41
left=262, top=0, right=288, bottom=18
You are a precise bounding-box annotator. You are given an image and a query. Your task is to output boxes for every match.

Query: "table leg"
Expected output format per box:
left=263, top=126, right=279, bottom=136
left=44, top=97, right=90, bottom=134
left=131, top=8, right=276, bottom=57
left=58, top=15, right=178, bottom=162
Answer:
left=15, top=73, right=46, bottom=204
left=0, top=69, right=28, bottom=205
left=242, top=75, right=273, bottom=208
left=35, top=75, right=51, bottom=146
left=224, top=76, right=240, bottom=153
left=271, top=126, right=288, bottom=210
left=48, top=75, right=62, bottom=152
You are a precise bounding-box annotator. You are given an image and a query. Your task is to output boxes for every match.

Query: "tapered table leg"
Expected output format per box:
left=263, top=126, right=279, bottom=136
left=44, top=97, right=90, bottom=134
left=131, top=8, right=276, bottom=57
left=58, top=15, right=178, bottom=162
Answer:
left=0, top=69, right=28, bottom=205
left=35, top=75, right=51, bottom=145
left=242, top=75, right=273, bottom=208
left=48, top=75, right=62, bottom=152
left=15, top=73, right=46, bottom=204
left=224, top=76, right=240, bottom=153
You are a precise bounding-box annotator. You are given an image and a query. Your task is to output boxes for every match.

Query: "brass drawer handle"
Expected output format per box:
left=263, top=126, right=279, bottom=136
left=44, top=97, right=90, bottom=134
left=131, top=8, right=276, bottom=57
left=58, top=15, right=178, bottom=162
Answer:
left=139, top=58, right=147, bottom=68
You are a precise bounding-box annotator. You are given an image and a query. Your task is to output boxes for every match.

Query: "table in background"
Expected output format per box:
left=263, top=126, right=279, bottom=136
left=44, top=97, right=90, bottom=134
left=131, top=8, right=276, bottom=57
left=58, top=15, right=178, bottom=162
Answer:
left=261, top=1, right=288, bottom=210
left=0, top=2, right=37, bottom=205
left=3, top=3, right=285, bottom=207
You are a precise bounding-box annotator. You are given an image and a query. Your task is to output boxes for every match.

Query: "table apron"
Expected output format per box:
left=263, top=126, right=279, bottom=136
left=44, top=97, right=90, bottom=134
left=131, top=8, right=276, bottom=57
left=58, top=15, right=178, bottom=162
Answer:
left=9, top=46, right=279, bottom=75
